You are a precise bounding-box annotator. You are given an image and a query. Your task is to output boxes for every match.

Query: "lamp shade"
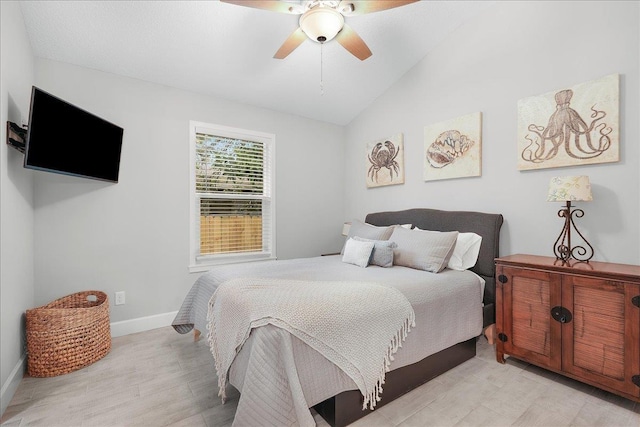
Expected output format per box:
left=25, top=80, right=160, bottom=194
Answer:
left=341, top=222, right=351, bottom=237
left=299, top=7, right=345, bottom=43
left=547, top=176, right=593, bottom=202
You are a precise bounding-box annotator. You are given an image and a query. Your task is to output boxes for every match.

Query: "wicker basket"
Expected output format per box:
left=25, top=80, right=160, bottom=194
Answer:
left=26, top=290, right=111, bottom=377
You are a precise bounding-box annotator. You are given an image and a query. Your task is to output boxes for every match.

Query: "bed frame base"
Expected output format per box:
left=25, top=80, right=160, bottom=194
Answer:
left=312, top=337, right=476, bottom=427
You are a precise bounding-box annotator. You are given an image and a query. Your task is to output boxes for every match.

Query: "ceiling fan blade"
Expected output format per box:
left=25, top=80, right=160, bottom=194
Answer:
left=274, top=27, right=307, bottom=59
left=338, top=0, right=419, bottom=16
left=335, top=24, right=372, bottom=61
left=220, top=0, right=303, bottom=14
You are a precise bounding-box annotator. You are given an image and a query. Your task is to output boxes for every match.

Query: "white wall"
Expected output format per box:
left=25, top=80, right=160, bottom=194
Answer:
left=344, top=1, right=640, bottom=265
left=32, top=59, right=345, bottom=322
left=0, top=1, right=35, bottom=415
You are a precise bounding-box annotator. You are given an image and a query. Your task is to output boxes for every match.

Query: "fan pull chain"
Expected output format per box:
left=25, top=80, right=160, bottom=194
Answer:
left=320, top=43, right=324, bottom=96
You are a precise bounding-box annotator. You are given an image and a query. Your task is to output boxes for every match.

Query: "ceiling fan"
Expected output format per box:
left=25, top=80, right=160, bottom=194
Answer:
left=220, top=0, right=419, bottom=60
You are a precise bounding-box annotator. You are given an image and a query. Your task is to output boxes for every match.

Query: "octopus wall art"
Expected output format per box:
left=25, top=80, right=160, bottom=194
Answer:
left=424, top=112, right=482, bottom=181
left=517, top=74, right=619, bottom=171
left=366, top=133, right=404, bottom=188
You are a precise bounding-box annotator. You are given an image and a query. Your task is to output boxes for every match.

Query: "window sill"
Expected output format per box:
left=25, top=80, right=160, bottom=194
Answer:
left=189, top=253, right=276, bottom=273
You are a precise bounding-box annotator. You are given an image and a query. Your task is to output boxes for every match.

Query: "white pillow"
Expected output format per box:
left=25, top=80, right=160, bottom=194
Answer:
left=448, top=232, right=482, bottom=271
left=341, top=238, right=375, bottom=268
left=353, top=236, right=397, bottom=268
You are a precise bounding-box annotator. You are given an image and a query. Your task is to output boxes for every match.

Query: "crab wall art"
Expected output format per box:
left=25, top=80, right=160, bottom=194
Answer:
left=517, top=74, right=619, bottom=171
left=366, top=133, right=405, bottom=188
left=424, top=112, right=482, bottom=181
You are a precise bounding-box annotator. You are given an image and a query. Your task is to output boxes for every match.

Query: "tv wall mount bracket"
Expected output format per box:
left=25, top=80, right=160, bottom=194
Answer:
left=6, top=121, right=27, bottom=153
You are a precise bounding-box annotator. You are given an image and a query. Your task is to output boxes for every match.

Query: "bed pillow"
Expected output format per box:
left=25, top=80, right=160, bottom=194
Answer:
left=341, top=219, right=395, bottom=254
left=341, top=238, right=375, bottom=268
left=448, top=232, right=483, bottom=271
left=390, top=227, right=458, bottom=273
left=353, top=236, right=397, bottom=268
left=415, top=227, right=483, bottom=271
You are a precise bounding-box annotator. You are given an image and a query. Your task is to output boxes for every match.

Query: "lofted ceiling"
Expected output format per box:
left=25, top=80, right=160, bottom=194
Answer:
left=18, top=0, right=495, bottom=126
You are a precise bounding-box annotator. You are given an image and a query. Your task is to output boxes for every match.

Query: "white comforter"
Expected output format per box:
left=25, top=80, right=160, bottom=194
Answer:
left=172, top=255, right=484, bottom=425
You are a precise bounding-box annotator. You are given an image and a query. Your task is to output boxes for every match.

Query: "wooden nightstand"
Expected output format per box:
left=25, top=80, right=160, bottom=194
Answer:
left=495, top=254, right=640, bottom=402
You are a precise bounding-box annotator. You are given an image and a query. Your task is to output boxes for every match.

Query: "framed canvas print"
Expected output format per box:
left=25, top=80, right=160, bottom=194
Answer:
left=366, top=133, right=404, bottom=188
left=518, top=73, right=619, bottom=171
left=424, top=112, right=482, bottom=181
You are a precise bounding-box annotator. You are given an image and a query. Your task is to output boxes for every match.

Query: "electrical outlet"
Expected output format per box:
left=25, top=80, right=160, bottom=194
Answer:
left=115, top=291, right=125, bottom=306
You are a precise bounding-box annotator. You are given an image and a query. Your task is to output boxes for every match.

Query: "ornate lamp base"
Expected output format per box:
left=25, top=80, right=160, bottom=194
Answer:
left=553, top=201, right=594, bottom=262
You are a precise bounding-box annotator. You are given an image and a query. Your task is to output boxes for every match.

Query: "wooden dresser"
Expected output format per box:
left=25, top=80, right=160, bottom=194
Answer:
left=495, top=254, right=640, bottom=402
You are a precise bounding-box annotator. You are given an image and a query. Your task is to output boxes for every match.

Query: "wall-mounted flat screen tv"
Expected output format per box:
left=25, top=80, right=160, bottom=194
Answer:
left=24, top=86, right=124, bottom=183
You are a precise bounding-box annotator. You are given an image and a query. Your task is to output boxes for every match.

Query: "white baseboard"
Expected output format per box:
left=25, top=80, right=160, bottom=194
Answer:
left=110, top=311, right=178, bottom=338
left=1, top=354, right=25, bottom=417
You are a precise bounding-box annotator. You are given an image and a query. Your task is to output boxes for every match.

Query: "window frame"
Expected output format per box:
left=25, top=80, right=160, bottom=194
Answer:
left=189, top=121, right=276, bottom=272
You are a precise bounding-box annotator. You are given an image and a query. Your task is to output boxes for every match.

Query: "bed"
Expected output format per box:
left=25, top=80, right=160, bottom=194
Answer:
left=172, top=208, right=503, bottom=427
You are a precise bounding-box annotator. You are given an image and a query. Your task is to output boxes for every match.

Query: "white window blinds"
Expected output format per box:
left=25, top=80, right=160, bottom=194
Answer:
left=190, top=122, right=275, bottom=269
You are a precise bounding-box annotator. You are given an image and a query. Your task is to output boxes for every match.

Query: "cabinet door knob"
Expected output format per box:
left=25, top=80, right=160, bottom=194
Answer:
left=551, top=306, right=573, bottom=324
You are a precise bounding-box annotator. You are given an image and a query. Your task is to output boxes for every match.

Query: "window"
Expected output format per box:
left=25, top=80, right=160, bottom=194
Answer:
left=190, top=121, right=275, bottom=271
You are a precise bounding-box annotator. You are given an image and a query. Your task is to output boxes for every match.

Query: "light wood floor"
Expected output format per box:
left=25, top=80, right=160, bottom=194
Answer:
left=2, top=326, right=638, bottom=427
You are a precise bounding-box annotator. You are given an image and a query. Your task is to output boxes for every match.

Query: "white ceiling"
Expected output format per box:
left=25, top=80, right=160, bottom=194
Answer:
left=18, top=0, right=496, bottom=126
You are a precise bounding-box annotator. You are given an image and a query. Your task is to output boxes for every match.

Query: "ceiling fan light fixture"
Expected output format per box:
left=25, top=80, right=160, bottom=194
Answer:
left=299, top=7, right=345, bottom=43
left=339, top=3, right=355, bottom=14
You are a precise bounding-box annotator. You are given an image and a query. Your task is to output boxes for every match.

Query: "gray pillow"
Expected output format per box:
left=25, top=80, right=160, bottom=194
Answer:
left=390, top=227, right=459, bottom=273
left=341, top=219, right=395, bottom=254
left=353, top=236, right=397, bottom=268
left=341, top=238, right=375, bottom=268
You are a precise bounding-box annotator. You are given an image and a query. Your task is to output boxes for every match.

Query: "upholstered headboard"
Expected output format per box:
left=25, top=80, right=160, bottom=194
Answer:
left=365, top=208, right=504, bottom=327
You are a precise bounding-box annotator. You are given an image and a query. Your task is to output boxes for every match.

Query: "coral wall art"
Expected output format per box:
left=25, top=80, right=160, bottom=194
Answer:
left=518, top=74, right=619, bottom=171
left=424, top=112, right=482, bottom=181
left=366, top=133, right=405, bottom=188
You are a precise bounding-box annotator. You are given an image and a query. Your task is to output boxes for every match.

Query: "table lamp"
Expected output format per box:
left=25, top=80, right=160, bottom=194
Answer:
left=547, top=176, right=594, bottom=262
left=341, top=222, right=351, bottom=237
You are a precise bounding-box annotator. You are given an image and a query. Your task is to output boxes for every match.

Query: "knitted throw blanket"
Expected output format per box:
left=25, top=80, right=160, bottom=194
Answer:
left=207, top=277, right=415, bottom=411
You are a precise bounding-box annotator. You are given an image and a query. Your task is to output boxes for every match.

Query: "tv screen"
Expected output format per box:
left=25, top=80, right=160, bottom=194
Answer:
left=24, top=86, right=124, bottom=183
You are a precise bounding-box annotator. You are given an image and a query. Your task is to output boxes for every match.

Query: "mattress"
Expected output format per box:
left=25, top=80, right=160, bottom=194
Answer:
left=172, top=255, right=484, bottom=410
